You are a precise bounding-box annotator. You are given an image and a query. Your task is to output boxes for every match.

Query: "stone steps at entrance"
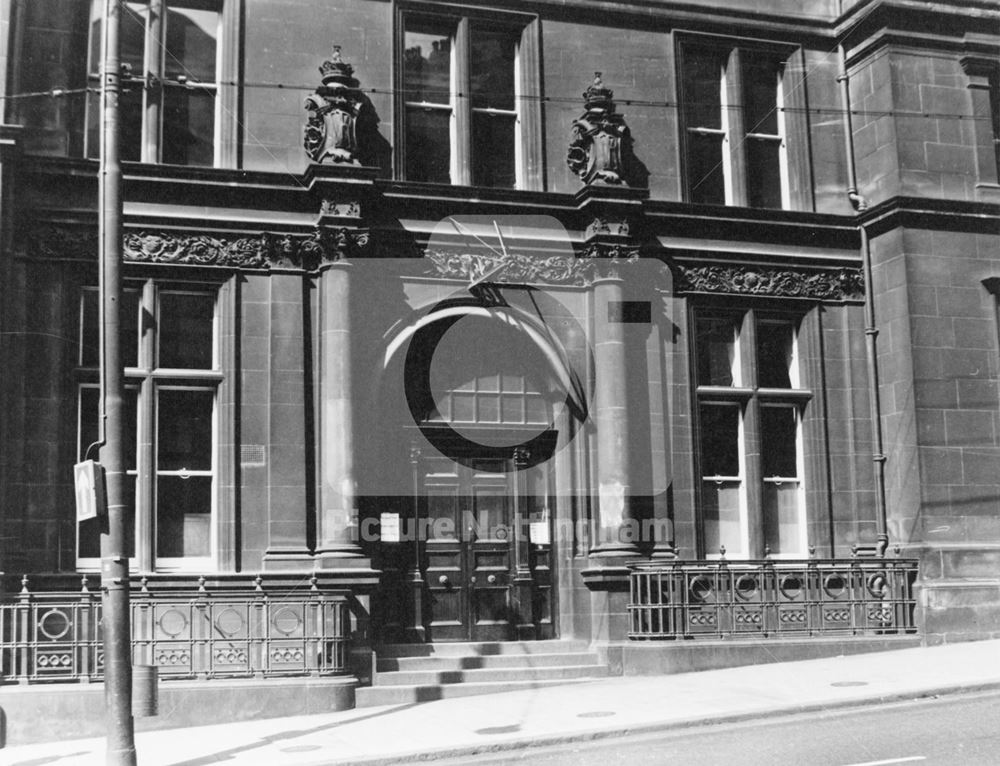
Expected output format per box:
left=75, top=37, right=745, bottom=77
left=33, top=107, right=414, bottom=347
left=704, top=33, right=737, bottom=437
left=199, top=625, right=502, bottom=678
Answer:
left=377, top=639, right=592, bottom=658
left=377, top=651, right=603, bottom=672
left=356, top=640, right=607, bottom=708
left=373, top=663, right=610, bottom=686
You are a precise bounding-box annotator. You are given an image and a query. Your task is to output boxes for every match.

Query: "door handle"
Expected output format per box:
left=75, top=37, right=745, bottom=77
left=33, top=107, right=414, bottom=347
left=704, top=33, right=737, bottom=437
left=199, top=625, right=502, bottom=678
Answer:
left=487, top=574, right=497, bottom=584
left=470, top=576, right=476, bottom=584
left=438, top=574, right=449, bottom=585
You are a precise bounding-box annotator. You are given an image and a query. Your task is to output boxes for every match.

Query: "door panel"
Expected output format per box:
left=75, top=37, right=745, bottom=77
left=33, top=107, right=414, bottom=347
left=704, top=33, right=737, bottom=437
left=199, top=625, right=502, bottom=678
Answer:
left=425, top=478, right=467, bottom=641
left=468, top=464, right=512, bottom=640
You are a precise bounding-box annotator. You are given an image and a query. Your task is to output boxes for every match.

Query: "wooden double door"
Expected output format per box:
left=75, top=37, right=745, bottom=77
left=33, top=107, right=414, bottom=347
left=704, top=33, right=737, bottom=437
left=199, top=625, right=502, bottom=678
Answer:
left=421, top=455, right=553, bottom=642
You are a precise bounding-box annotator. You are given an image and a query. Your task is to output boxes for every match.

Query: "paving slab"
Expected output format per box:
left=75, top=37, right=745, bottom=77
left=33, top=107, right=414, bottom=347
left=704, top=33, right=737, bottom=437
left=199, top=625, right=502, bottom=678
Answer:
left=4, top=638, right=1000, bottom=766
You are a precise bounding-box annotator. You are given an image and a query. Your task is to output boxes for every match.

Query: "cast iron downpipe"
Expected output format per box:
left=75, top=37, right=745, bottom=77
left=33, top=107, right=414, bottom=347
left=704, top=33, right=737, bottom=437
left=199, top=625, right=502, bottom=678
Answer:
left=838, top=43, right=889, bottom=557
left=99, top=0, right=137, bottom=762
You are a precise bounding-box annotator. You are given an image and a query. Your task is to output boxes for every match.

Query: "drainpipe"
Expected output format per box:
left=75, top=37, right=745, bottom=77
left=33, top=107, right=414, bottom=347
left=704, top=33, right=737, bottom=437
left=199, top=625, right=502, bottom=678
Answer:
left=838, top=44, right=889, bottom=558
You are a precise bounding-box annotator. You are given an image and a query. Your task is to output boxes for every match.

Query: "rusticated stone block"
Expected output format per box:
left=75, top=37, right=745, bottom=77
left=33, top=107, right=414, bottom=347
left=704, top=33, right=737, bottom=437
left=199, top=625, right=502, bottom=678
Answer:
left=942, top=548, right=1000, bottom=579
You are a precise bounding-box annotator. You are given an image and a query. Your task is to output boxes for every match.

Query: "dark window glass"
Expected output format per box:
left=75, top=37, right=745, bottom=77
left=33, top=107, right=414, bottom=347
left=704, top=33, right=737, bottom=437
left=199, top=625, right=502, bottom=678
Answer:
left=699, top=404, right=740, bottom=476
left=761, top=406, right=797, bottom=477
left=683, top=50, right=723, bottom=130
left=746, top=138, right=782, bottom=209
left=156, top=475, right=212, bottom=557
left=405, top=107, right=451, bottom=183
left=742, top=54, right=780, bottom=135
left=687, top=133, right=725, bottom=204
left=162, top=86, right=215, bottom=166
left=472, top=112, right=516, bottom=187
left=403, top=26, right=452, bottom=104
left=696, top=317, right=737, bottom=386
left=470, top=26, right=516, bottom=111
left=158, top=292, right=214, bottom=368
left=80, top=288, right=140, bottom=367
left=756, top=321, right=794, bottom=388
left=78, top=385, right=137, bottom=558
left=164, top=5, right=218, bottom=82
left=157, top=388, right=213, bottom=471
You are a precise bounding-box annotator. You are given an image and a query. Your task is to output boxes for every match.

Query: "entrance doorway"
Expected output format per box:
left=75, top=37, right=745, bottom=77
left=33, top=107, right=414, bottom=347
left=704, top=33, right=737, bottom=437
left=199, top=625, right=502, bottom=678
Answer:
left=418, top=450, right=555, bottom=641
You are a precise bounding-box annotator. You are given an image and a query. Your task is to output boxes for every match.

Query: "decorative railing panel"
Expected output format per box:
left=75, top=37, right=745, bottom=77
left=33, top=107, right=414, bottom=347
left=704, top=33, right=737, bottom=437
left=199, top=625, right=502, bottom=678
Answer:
left=628, top=558, right=918, bottom=640
left=0, top=578, right=350, bottom=684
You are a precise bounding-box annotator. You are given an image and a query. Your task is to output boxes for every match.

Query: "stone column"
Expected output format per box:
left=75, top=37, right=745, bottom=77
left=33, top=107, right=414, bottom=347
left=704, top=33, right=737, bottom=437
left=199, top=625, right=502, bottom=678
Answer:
left=316, top=261, right=364, bottom=560
left=590, top=271, right=639, bottom=556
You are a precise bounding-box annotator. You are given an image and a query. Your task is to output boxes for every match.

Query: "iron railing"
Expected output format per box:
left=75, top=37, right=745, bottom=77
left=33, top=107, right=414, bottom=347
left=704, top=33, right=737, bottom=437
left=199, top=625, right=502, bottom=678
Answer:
left=0, top=576, right=350, bottom=684
left=628, top=556, right=918, bottom=639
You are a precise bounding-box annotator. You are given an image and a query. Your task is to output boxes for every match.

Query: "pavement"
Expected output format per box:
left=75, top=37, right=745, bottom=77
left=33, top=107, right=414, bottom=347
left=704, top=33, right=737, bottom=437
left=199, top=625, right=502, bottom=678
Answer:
left=4, top=638, right=1000, bottom=766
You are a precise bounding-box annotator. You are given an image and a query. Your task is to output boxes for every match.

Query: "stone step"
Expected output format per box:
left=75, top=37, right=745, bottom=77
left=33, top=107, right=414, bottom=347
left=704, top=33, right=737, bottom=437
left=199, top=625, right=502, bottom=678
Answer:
left=377, top=651, right=602, bottom=673
left=355, top=678, right=594, bottom=708
left=373, top=663, right=609, bottom=686
left=376, top=639, right=591, bottom=658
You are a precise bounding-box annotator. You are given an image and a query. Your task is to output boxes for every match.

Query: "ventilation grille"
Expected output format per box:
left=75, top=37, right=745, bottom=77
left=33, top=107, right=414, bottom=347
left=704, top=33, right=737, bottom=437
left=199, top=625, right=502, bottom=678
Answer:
left=240, top=444, right=266, bottom=466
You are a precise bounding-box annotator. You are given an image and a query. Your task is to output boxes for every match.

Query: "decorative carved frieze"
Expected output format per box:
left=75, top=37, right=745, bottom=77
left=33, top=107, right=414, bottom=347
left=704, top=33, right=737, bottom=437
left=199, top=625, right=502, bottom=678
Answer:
left=674, top=264, right=864, bottom=300
left=28, top=225, right=369, bottom=269
left=567, top=73, right=631, bottom=186
left=426, top=250, right=600, bottom=286
left=304, top=46, right=365, bottom=165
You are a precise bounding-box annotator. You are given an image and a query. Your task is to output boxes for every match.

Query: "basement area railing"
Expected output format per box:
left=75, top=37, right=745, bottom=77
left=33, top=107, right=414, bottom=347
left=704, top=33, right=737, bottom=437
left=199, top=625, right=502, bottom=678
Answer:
left=628, top=555, right=918, bottom=640
left=0, top=576, right=350, bottom=684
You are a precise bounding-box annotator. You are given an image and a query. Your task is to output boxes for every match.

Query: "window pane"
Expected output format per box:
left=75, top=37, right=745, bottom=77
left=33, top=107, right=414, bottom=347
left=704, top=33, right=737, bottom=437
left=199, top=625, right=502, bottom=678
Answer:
left=164, top=6, right=218, bottom=82
left=761, top=406, right=797, bottom=477
left=686, top=132, right=725, bottom=204
left=162, top=86, right=215, bottom=166
left=156, top=475, right=211, bottom=557
left=699, top=404, right=740, bottom=477
left=472, top=112, right=516, bottom=188
left=763, top=482, right=802, bottom=554
left=702, top=480, right=741, bottom=555
left=403, top=25, right=452, bottom=104
left=78, top=385, right=137, bottom=558
left=470, top=26, right=516, bottom=111
left=120, top=2, right=148, bottom=76
left=78, top=482, right=136, bottom=559
left=157, top=388, right=213, bottom=471
left=746, top=137, right=783, bottom=209
left=158, top=292, right=214, bottom=368
left=78, top=386, right=138, bottom=471
left=742, top=53, right=780, bottom=135
left=405, top=107, right=451, bottom=183
left=696, top=317, right=738, bottom=386
left=683, top=50, right=723, bottom=130
left=757, top=321, right=795, bottom=388
left=88, top=87, right=142, bottom=161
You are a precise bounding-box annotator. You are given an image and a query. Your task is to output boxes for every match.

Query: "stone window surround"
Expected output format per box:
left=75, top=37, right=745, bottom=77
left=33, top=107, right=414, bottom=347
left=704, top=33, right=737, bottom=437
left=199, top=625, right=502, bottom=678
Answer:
left=9, top=0, right=242, bottom=168
left=675, top=32, right=813, bottom=212
left=75, top=275, right=236, bottom=573
left=960, top=54, right=1000, bottom=202
left=394, top=2, right=544, bottom=191
left=691, top=306, right=815, bottom=559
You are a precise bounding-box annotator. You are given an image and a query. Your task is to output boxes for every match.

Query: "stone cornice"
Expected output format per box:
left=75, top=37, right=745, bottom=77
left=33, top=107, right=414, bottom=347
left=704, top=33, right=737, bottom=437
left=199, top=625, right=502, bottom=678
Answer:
left=673, top=263, right=864, bottom=301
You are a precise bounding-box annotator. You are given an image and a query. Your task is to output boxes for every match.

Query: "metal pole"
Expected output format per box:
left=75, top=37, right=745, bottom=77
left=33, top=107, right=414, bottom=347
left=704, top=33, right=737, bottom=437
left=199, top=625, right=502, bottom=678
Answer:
left=99, top=0, right=137, bottom=762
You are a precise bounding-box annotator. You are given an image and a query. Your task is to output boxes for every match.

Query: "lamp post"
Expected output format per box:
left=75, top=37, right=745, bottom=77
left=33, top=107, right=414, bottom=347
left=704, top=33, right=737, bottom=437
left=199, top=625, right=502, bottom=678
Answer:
left=98, top=0, right=137, bottom=762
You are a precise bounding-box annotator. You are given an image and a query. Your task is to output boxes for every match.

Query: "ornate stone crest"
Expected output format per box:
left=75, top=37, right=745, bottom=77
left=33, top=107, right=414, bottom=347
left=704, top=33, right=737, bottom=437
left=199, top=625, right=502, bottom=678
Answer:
left=567, top=73, right=630, bottom=186
left=304, top=46, right=364, bottom=164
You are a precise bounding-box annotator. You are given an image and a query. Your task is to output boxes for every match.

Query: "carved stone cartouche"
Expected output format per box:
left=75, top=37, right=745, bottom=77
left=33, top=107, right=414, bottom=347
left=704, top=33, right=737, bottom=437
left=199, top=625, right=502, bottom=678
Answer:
left=567, top=73, right=630, bottom=186
left=304, top=46, right=364, bottom=165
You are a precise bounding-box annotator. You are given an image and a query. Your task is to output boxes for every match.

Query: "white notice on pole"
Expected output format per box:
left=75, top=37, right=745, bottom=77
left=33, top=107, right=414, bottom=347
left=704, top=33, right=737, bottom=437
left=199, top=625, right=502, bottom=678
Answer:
left=380, top=512, right=401, bottom=543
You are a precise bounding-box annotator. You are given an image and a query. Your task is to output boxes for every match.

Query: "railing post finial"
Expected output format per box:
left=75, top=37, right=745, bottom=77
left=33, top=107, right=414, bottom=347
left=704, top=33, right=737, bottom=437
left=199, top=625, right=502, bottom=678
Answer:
left=20, top=574, right=29, bottom=595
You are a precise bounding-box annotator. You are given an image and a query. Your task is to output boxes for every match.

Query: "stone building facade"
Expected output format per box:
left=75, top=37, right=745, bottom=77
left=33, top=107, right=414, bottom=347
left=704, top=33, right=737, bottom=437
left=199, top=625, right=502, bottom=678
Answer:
left=0, top=0, right=998, bottom=738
